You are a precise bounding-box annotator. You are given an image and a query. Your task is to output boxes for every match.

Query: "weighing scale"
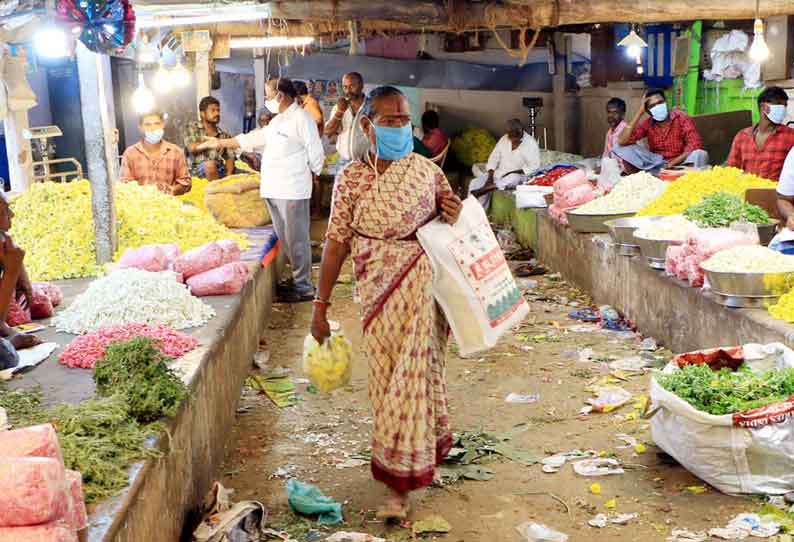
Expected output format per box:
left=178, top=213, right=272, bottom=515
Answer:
left=22, top=125, right=83, bottom=183
left=522, top=96, right=547, bottom=149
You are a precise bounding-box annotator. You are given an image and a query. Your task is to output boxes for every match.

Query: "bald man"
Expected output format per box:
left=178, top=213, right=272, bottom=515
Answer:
left=468, top=119, right=540, bottom=210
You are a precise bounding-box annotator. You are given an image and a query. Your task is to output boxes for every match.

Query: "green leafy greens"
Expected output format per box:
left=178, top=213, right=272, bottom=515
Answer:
left=683, top=192, right=771, bottom=227
left=657, top=363, right=794, bottom=415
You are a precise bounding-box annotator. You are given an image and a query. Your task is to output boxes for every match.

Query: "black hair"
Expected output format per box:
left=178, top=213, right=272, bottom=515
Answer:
left=293, top=80, right=309, bottom=96
left=277, top=78, right=298, bottom=99
left=507, top=118, right=524, bottom=132
left=344, top=72, right=364, bottom=86
left=138, top=110, right=164, bottom=125
left=363, top=86, right=404, bottom=117
left=198, top=96, right=220, bottom=113
left=645, top=88, right=666, bottom=102
left=421, top=110, right=439, bottom=130
left=606, top=98, right=626, bottom=113
left=758, top=86, right=789, bottom=106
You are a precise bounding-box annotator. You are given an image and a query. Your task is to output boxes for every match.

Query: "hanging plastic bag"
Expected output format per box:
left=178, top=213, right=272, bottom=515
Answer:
left=417, top=196, right=530, bottom=356
left=597, top=158, right=621, bottom=192
left=302, top=334, right=352, bottom=393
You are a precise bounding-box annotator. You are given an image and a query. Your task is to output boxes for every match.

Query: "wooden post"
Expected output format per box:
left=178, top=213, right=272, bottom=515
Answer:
left=552, top=32, right=567, bottom=153
left=195, top=48, right=211, bottom=106
left=76, top=43, right=117, bottom=264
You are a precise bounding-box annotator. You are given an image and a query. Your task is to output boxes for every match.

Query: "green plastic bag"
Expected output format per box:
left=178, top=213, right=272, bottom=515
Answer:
left=285, top=479, right=343, bottom=525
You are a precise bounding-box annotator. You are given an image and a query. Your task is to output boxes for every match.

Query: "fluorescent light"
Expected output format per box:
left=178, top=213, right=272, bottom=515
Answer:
left=34, top=26, right=70, bottom=59
left=749, top=18, right=770, bottom=63
left=137, top=7, right=271, bottom=29
left=229, top=36, right=315, bottom=49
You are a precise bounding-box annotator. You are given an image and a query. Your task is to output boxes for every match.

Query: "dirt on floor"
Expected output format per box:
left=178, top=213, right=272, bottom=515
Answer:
left=215, top=266, right=756, bottom=542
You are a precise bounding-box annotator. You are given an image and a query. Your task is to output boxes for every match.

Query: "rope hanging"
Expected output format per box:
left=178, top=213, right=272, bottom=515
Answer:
left=484, top=3, right=541, bottom=66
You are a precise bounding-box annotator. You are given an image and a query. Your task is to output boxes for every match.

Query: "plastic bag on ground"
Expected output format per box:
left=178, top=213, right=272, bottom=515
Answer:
left=325, top=533, right=386, bottom=542
left=32, top=282, right=63, bottom=308
left=417, top=196, right=530, bottom=357
left=587, top=387, right=632, bottom=413
left=285, top=479, right=343, bottom=525
left=0, top=424, right=63, bottom=463
left=65, top=470, right=87, bottom=531
left=174, top=242, right=224, bottom=279
left=0, top=457, right=69, bottom=527
left=117, top=245, right=168, bottom=272
left=0, top=338, right=19, bottom=371
left=302, top=334, right=353, bottom=393
left=516, top=522, right=568, bottom=542
left=30, top=288, right=54, bottom=320
left=0, top=525, right=77, bottom=542
left=192, top=481, right=266, bottom=542
left=187, top=262, right=250, bottom=296
left=6, top=299, right=30, bottom=326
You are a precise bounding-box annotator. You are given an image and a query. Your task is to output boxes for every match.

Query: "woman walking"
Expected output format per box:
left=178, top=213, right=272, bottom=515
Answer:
left=310, top=86, right=462, bottom=520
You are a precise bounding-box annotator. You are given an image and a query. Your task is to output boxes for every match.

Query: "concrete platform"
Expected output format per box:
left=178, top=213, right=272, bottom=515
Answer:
left=7, top=228, right=283, bottom=542
left=534, top=212, right=794, bottom=353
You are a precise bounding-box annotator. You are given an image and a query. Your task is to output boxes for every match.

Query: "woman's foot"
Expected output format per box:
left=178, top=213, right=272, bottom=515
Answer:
left=376, top=491, right=410, bottom=522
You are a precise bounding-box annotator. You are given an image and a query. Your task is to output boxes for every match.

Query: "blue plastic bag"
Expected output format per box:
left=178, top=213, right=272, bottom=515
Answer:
left=285, top=479, right=343, bottom=525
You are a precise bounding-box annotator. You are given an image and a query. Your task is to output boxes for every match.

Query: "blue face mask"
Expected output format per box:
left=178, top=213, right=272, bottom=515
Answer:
left=767, top=104, right=788, bottom=125
left=372, top=123, right=413, bottom=161
left=144, top=129, right=164, bottom=144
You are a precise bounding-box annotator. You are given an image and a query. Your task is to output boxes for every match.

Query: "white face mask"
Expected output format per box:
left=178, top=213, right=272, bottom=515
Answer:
left=767, top=104, right=788, bottom=125
left=649, top=103, right=668, bottom=122
left=265, top=97, right=280, bottom=114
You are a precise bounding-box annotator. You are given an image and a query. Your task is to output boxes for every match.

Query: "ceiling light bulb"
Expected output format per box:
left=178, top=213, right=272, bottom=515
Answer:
left=152, top=62, right=172, bottom=94
left=749, top=18, right=770, bottom=63
left=132, top=74, right=155, bottom=114
left=33, top=26, right=70, bottom=59
left=626, top=44, right=641, bottom=59
left=171, top=60, right=191, bottom=88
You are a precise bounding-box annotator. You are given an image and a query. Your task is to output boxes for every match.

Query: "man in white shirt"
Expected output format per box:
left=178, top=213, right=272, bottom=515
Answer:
left=776, top=147, right=794, bottom=230
left=324, top=72, right=369, bottom=163
left=198, top=78, right=324, bottom=302
left=468, top=119, right=541, bottom=210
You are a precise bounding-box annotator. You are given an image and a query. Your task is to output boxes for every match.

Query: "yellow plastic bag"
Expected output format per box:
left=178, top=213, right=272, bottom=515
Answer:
left=302, top=334, right=352, bottom=393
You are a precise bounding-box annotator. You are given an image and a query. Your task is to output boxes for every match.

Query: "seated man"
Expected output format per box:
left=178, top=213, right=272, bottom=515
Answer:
left=615, top=88, right=708, bottom=173
left=119, top=110, right=191, bottom=195
left=603, top=97, right=628, bottom=172
left=0, top=193, right=41, bottom=350
left=727, top=86, right=794, bottom=181
left=468, top=119, right=540, bottom=210
left=184, top=96, right=235, bottom=180
left=421, top=110, right=449, bottom=157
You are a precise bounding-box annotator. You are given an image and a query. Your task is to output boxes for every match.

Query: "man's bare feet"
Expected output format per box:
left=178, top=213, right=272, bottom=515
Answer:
left=9, top=333, right=41, bottom=350
left=376, top=491, right=410, bottom=522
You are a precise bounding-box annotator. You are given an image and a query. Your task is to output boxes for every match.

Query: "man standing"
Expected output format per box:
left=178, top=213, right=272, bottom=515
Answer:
left=324, top=72, right=369, bottom=163
left=198, top=79, right=324, bottom=303
left=727, top=86, right=794, bottom=181
left=294, top=80, right=324, bottom=135
left=184, top=96, right=235, bottom=180
left=603, top=98, right=627, bottom=172
left=468, top=119, right=540, bottom=210
left=120, top=110, right=191, bottom=195
left=616, top=88, right=707, bottom=172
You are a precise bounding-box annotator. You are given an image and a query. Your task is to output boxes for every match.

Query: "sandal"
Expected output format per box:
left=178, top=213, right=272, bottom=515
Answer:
left=515, top=264, right=547, bottom=277
left=376, top=496, right=410, bottom=522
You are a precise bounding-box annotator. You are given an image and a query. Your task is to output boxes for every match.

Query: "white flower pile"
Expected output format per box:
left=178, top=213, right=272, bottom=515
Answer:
left=573, top=172, right=667, bottom=215
left=53, top=269, right=216, bottom=335
left=702, top=246, right=794, bottom=273
left=635, top=215, right=697, bottom=241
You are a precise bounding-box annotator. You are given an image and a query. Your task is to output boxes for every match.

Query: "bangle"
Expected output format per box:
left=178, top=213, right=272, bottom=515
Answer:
left=312, top=298, right=331, bottom=308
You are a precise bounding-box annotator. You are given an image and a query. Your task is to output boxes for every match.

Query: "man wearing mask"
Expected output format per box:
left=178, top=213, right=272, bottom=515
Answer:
left=615, top=88, right=707, bottom=172
left=728, top=86, right=794, bottom=181
left=324, top=72, right=369, bottom=163
left=184, top=96, right=235, bottom=180
left=197, top=78, right=324, bottom=303
left=120, top=110, right=191, bottom=195
left=468, top=119, right=540, bottom=210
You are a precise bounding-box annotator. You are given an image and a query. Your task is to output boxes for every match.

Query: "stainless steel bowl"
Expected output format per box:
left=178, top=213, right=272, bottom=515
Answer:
left=605, top=216, right=665, bottom=255
left=566, top=211, right=636, bottom=234
left=633, top=233, right=683, bottom=270
left=704, top=269, right=794, bottom=297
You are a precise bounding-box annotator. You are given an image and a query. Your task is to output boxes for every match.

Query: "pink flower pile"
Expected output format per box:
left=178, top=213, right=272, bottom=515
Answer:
left=665, top=228, right=759, bottom=287
left=548, top=169, right=596, bottom=226
left=58, top=323, right=199, bottom=369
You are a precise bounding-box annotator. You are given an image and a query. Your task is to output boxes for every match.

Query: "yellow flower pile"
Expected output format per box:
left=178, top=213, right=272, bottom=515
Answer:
left=769, top=290, right=794, bottom=322
left=302, top=333, right=353, bottom=393
left=176, top=176, right=210, bottom=213
left=11, top=180, right=248, bottom=281
left=637, top=167, right=776, bottom=216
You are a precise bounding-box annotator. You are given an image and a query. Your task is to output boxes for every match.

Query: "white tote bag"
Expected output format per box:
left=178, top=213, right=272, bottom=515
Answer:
left=418, top=196, right=529, bottom=356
